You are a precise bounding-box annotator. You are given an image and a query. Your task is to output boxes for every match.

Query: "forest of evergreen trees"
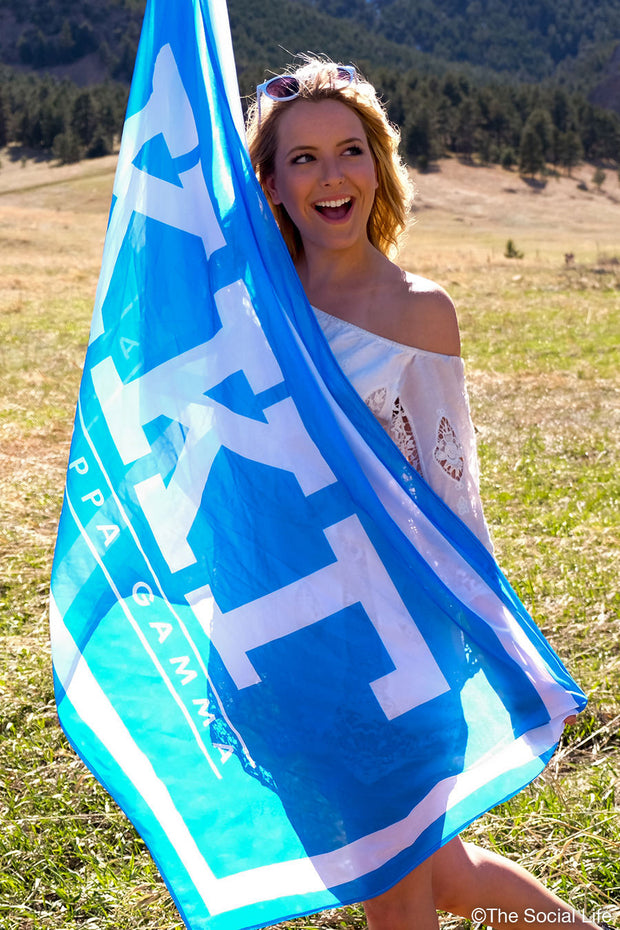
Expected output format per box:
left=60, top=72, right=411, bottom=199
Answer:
left=0, top=60, right=618, bottom=174
left=297, top=0, right=620, bottom=83
left=0, top=0, right=618, bottom=171
left=370, top=68, right=620, bottom=172
left=0, top=0, right=143, bottom=81
left=0, top=68, right=128, bottom=162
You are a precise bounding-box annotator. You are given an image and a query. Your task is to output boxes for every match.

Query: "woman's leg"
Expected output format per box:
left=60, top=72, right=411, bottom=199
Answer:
left=363, top=853, right=439, bottom=930
left=363, top=838, right=601, bottom=930
left=432, top=837, right=600, bottom=930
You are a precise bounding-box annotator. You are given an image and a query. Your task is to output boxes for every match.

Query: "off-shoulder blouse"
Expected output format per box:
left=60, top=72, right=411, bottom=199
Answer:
left=313, top=306, right=493, bottom=552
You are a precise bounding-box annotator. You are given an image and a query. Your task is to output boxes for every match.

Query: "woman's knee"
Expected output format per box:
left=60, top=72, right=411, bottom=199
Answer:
left=363, top=895, right=412, bottom=930
left=363, top=857, right=438, bottom=930
left=431, top=837, right=479, bottom=912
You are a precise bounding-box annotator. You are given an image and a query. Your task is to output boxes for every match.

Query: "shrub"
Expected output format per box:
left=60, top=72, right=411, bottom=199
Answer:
left=505, top=239, right=524, bottom=259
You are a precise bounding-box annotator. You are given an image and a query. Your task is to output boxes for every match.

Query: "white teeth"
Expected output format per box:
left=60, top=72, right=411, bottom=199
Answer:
left=315, top=197, right=351, bottom=208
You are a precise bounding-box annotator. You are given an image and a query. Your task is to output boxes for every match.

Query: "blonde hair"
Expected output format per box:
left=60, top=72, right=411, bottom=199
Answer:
left=246, top=59, right=413, bottom=261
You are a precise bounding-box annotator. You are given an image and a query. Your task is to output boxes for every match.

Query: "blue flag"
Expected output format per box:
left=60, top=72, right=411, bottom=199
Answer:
left=50, top=1, right=587, bottom=928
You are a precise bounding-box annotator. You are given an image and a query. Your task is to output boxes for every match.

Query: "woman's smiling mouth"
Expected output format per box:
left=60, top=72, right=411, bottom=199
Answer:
left=313, top=197, right=353, bottom=220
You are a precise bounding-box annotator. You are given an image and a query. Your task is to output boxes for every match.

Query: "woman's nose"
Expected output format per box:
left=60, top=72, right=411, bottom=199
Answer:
left=320, top=158, right=344, bottom=186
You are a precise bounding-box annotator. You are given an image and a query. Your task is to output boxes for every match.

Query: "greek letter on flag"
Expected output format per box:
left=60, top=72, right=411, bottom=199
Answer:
left=49, top=1, right=587, bottom=928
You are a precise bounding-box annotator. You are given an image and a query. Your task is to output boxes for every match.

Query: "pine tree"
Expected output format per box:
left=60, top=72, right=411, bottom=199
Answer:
left=0, top=89, right=7, bottom=149
left=87, top=125, right=112, bottom=158
left=500, top=145, right=516, bottom=170
left=558, top=131, right=583, bottom=176
left=72, top=91, right=97, bottom=147
left=525, top=108, right=555, bottom=161
left=403, top=106, right=439, bottom=170
left=519, top=123, right=546, bottom=177
left=53, top=130, right=82, bottom=164
left=58, top=19, right=75, bottom=64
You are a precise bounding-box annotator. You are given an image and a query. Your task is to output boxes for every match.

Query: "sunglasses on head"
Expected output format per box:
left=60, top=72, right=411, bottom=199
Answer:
left=256, top=65, right=356, bottom=124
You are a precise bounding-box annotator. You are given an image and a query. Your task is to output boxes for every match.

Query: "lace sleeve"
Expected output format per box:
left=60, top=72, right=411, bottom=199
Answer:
left=312, top=306, right=493, bottom=552
left=396, top=355, right=494, bottom=553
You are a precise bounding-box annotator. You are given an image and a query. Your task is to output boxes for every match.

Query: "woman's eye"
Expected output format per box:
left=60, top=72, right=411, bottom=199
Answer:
left=292, top=153, right=314, bottom=164
left=343, top=145, right=363, bottom=156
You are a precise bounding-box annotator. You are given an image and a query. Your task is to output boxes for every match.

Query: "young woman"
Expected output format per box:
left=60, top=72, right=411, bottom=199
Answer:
left=245, top=60, right=599, bottom=930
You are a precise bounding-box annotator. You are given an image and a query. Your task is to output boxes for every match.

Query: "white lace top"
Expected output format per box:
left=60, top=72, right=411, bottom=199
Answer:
left=314, top=307, right=493, bottom=552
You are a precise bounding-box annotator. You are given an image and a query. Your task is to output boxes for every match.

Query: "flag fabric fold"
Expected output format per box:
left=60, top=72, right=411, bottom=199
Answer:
left=50, top=1, right=587, bottom=928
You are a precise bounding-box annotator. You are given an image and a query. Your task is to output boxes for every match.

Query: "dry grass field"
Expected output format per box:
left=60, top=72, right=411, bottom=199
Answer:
left=0, top=148, right=618, bottom=929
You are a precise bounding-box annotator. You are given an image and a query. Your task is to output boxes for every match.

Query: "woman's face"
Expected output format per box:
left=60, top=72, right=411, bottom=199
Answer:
left=265, top=98, right=378, bottom=256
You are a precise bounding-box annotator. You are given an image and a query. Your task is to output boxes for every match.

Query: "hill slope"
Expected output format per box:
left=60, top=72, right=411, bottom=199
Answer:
left=0, top=0, right=619, bottom=104
left=294, top=0, right=620, bottom=84
left=0, top=0, right=618, bottom=166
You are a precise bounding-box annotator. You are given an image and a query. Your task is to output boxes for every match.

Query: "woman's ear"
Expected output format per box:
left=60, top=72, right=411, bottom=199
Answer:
left=265, top=173, right=282, bottom=205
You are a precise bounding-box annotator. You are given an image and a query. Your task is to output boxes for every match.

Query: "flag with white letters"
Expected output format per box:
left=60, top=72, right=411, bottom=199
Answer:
left=50, top=1, right=587, bottom=928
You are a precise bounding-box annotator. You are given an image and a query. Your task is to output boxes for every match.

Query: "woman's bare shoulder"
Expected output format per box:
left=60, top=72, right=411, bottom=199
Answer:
left=394, top=271, right=461, bottom=357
